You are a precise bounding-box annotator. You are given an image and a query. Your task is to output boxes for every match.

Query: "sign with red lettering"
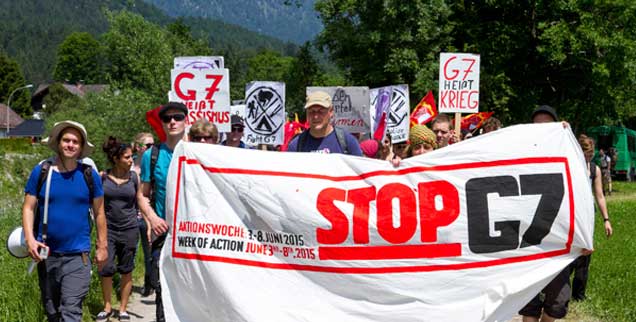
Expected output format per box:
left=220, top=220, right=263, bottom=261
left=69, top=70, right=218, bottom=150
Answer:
left=169, top=68, right=231, bottom=131
left=307, top=86, right=370, bottom=134
left=438, top=53, right=480, bottom=113
left=161, top=124, right=594, bottom=322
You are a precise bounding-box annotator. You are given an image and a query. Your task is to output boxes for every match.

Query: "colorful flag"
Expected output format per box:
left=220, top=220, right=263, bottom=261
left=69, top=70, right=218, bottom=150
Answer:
left=372, top=87, right=392, bottom=140
left=410, top=91, right=437, bottom=127
left=146, top=105, right=166, bottom=142
left=461, top=112, right=494, bottom=131
left=280, top=113, right=307, bottom=151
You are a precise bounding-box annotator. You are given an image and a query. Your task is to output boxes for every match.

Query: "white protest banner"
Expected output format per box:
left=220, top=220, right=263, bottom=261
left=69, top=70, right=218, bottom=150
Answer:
left=307, top=86, right=370, bottom=134
left=169, top=68, right=231, bottom=131
left=161, top=123, right=594, bottom=322
left=370, top=85, right=410, bottom=143
left=174, top=56, right=224, bottom=69
left=243, top=81, right=285, bottom=145
left=438, top=53, right=480, bottom=113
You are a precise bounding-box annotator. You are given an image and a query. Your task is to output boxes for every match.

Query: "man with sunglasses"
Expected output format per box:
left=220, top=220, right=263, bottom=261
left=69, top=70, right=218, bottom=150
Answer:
left=137, top=102, right=186, bottom=322
left=222, top=114, right=248, bottom=148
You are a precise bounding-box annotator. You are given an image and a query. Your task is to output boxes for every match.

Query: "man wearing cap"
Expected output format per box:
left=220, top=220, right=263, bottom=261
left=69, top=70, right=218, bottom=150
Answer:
left=137, top=102, right=187, bottom=322
left=222, top=114, right=248, bottom=148
left=287, top=91, right=362, bottom=156
left=531, top=105, right=559, bottom=123
left=22, top=120, right=107, bottom=322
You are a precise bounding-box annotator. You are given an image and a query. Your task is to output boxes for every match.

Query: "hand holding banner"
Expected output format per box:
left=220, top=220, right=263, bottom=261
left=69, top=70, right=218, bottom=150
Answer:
left=161, top=123, right=593, bottom=322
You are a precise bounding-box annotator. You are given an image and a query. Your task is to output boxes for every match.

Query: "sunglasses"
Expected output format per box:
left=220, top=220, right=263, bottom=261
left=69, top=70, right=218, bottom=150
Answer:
left=192, top=136, right=217, bottom=142
left=231, top=126, right=244, bottom=133
left=140, top=143, right=153, bottom=149
left=161, top=113, right=186, bottom=123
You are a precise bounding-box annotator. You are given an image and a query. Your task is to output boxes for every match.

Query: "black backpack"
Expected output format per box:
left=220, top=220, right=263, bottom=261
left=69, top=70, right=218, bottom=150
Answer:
left=149, top=145, right=160, bottom=208
left=296, top=127, right=351, bottom=154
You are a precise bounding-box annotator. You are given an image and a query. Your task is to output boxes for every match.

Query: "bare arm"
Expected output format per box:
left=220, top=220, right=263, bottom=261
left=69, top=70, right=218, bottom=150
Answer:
left=593, top=165, right=613, bottom=238
left=137, top=181, right=168, bottom=236
left=22, top=194, right=46, bottom=260
left=92, top=196, right=108, bottom=271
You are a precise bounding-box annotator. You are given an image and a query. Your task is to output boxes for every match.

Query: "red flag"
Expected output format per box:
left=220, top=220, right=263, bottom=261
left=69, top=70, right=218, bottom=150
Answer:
left=461, top=112, right=494, bottom=131
left=410, top=91, right=437, bottom=127
left=146, top=105, right=166, bottom=142
left=281, top=113, right=307, bottom=151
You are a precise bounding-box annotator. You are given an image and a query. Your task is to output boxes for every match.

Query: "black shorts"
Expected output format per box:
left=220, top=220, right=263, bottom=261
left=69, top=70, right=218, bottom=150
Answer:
left=99, top=228, right=139, bottom=277
left=519, top=267, right=571, bottom=319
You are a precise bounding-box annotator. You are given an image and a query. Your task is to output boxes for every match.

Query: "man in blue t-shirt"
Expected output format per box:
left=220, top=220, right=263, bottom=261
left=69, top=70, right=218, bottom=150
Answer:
left=287, top=91, right=362, bottom=156
left=138, top=102, right=186, bottom=322
left=22, top=120, right=107, bottom=322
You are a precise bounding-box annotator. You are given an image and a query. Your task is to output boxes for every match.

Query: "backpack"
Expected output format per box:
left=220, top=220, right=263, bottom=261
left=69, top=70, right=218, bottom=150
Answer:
left=600, top=155, right=609, bottom=169
left=296, top=127, right=351, bottom=154
left=34, top=160, right=96, bottom=240
left=589, top=161, right=597, bottom=184
left=149, top=145, right=160, bottom=208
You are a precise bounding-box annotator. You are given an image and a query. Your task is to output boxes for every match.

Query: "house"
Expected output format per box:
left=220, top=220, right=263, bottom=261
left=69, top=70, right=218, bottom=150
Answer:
left=7, top=119, right=45, bottom=140
left=0, top=103, right=24, bottom=137
left=31, top=83, right=109, bottom=111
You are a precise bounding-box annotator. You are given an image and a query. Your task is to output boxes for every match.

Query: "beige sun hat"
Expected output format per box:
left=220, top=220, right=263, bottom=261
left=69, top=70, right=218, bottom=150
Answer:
left=305, top=91, right=332, bottom=109
left=47, top=120, right=94, bottom=159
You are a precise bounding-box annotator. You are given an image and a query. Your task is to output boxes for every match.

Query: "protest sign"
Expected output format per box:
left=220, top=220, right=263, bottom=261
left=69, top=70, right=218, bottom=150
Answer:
left=307, top=86, right=370, bottom=134
left=382, top=85, right=410, bottom=143
left=160, top=123, right=594, bottom=322
left=369, top=86, right=392, bottom=140
left=438, top=53, right=480, bottom=113
left=169, top=68, right=231, bottom=131
left=174, top=56, right=224, bottom=69
left=244, top=81, right=285, bottom=145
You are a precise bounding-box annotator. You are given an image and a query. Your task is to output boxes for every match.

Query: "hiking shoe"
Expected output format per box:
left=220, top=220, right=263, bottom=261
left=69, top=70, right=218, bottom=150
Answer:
left=118, top=311, right=131, bottom=321
left=96, top=310, right=112, bottom=321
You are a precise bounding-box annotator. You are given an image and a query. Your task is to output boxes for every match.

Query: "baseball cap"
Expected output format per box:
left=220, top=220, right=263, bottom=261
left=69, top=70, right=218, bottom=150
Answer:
left=305, top=91, right=332, bottom=109
left=231, top=114, right=244, bottom=127
left=159, top=102, right=188, bottom=118
left=531, top=105, right=558, bottom=122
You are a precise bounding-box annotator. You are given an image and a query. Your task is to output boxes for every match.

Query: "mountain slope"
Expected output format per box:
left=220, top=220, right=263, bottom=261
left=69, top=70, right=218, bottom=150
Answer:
left=142, top=0, right=323, bottom=44
left=0, top=0, right=295, bottom=84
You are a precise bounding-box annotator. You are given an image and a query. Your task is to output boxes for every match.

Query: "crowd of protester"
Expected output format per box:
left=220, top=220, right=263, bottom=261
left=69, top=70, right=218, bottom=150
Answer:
left=21, top=91, right=614, bottom=322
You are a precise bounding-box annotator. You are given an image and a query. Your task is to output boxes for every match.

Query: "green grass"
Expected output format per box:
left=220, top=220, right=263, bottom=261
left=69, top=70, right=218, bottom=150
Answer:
left=566, top=181, right=636, bottom=322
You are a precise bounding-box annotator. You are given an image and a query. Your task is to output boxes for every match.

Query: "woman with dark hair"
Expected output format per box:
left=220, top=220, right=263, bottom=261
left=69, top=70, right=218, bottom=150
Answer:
left=97, top=137, right=139, bottom=321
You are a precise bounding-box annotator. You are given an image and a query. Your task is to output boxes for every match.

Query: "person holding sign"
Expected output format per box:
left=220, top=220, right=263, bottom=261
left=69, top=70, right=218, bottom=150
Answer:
left=287, top=91, right=362, bottom=156
left=138, top=102, right=187, bottom=322
left=431, top=114, right=457, bottom=148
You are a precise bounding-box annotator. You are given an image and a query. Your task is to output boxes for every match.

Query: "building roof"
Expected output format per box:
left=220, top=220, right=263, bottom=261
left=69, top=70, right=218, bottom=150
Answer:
left=0, top=104, right=25, bottom=129
left=7, top=119, right=44, bottom=137
left=33, top=83, right=109, bottom=99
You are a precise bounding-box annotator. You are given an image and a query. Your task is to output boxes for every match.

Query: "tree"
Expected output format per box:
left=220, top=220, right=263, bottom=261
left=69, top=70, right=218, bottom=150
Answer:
left=53, top=32, right=104, bottom=84
left=315, top=0, right=453, bottom=99
left=451, top=1, right=636, bottom=130
left=102, top=11, right=174, bottom=99
left=286, top=42, right=323, bottom=117
left=0, top=52, right=32, bottom=117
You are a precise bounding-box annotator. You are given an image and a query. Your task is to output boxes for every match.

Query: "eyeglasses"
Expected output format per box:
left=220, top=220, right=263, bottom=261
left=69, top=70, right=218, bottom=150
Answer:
left=161, top=113, right=186, bottom=123
left=231, top=126, right=244, bottom=133
left=192, top=136, right=217, bottom=142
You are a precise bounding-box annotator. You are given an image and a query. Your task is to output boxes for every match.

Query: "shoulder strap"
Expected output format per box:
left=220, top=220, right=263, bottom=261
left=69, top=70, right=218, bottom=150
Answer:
left=150, top=145, right=160, bottom=206
left=590, top=161, right=597, bottom=182
left=334, top=127, right=349, bottom=154
left=297, top=131, right=309, bottom=152
left=36, top=160, right=53, bottom=196
left=80, top=163, right=95, bottom=203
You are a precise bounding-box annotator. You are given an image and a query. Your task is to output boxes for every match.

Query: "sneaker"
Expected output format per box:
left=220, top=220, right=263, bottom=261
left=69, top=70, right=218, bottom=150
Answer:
left=141, top=286, right=154, bottom=297
left=119, top=311, right=131, bottom=321
left=96, top=310, right=112, bottom=321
